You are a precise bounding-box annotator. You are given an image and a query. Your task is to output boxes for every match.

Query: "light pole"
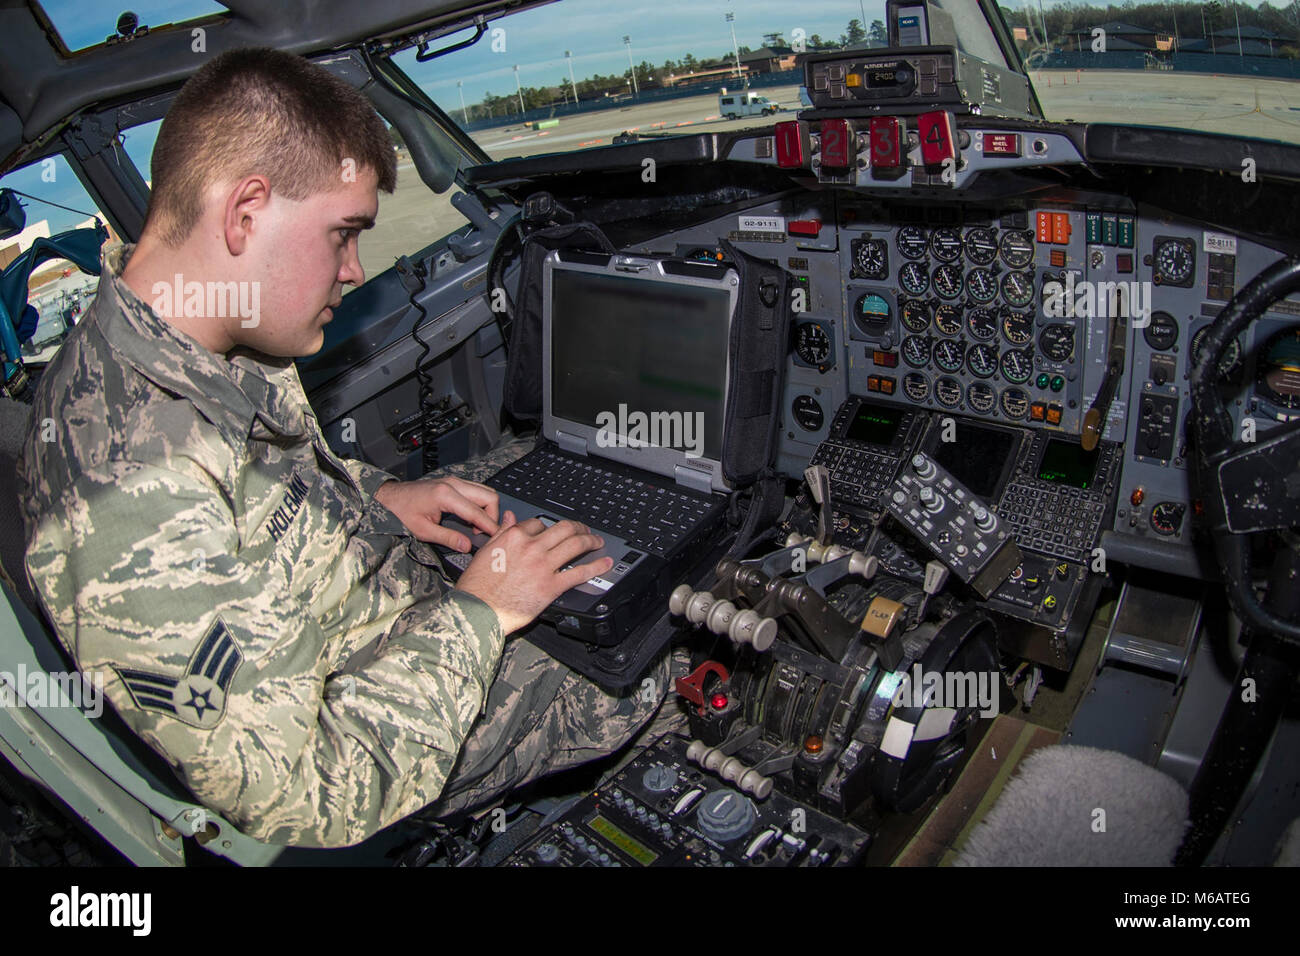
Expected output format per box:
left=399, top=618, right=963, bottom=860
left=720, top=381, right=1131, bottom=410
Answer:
left=623, top=35, right=639, bottom=96
left=513, top=64, right=525, bottom=116
left=726, top=13, right=742, bottom=81
left=457, top=80, right=468, bottom=124
left=565, top=49, right=580, bottom=106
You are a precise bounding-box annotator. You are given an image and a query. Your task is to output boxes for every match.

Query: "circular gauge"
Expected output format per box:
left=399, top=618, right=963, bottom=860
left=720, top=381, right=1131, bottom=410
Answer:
left=965, top=268, right=997, bottom=304
left=1000, top=231, right=1034, bottom=269
left=1154, top=238, right=1194, bottom=285
left=930, top=227, right=963, bottom=262
left=1001, top=271, right=1035, bottom=308
left=932, top=338, right=965, bottom=373
left=903, top=372, right=930, bottom=402
left=1038, top=323, right=1075, bottom=362
left=965, top=227, right=998, bottom=265
left=794, top=321, right=831, bottom=365
left=966, top=381, right=997, bottom=414
left=899, top=262, right=929, bottom=296
left=900, top=298, right=930, bottom=333
left=934, top=304, right=962, bottom=336
left=897, top=225, right=929, bottom=260
left=966, top=342, right=999, bottom=379
left=1255, top=326, right=1300, bottom=412
left=852, top=293, right=891, bottom=335
left=1190, top=326, right=1244, bottom=379
left=792, top=395, right=824, bottom=431
left=902, top=335, right=932, bottom=368
left=1001, top=309, right=1034, bottom=346
left=1000, top=386, right=1030, bottom=420
left=934, top=376, right=963, bottom=408
left=967, top=307, right=998, bottom=341
left=1149, top=501, right=1186, bottom=536
left=932, top=264, right=963, bottom=300
left=854, top=238, right=889, bottom=279
left=1144, top=311, right=1179, bottom=351
left=1000, top=348, right=1033, bottom=384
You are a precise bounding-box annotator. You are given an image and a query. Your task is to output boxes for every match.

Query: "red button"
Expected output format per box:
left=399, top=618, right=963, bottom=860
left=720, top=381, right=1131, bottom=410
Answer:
left=710, top=693, right=728, bottom=710
left=1117, top=253, right=1134, bottom=274
left=917, top=111, right=957, bottom=166
left=1049, top=249, right=1066, bottom=268
left=819, top=118, right=854, bottom=169
left=774, top=120, right=809, bottom=168
left=788, top=219, right=822, bottom=237
left=869, top=116, right=903, bottom=168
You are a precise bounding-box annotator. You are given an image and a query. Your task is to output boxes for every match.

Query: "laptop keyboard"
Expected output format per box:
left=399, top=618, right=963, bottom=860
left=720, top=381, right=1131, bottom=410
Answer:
left=490, top=446, right=720, bottom=556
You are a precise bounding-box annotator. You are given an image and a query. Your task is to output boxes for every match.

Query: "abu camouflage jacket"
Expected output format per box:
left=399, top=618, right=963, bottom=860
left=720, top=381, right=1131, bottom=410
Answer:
left=17, top=244, right=503, bottom=847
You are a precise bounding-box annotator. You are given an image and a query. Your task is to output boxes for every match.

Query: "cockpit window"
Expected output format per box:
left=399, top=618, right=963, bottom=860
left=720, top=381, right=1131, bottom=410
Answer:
left=34, top=0, right=227, bottom=53
left=392, top=0, right=892, bottom=162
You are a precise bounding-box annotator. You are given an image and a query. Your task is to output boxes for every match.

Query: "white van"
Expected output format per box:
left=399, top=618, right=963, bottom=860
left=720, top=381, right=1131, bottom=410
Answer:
left=719, top=89, right=778, bottom=119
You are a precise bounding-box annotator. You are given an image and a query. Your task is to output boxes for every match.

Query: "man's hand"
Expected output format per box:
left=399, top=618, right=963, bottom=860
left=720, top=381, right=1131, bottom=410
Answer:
left=455, top=512, right=613, bottom=635
left=372, top=476, right=499, bottom=551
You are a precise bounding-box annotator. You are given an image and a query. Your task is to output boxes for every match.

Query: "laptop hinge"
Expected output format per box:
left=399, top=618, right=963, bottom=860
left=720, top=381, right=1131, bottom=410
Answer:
left=555, top=430, right=589, bottom=456
left=674, top=464, right=715, bottom=495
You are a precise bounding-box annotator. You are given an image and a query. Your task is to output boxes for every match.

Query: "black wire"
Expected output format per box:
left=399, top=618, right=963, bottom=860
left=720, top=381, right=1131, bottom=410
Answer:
left=403, top=264, right=440, bottom=475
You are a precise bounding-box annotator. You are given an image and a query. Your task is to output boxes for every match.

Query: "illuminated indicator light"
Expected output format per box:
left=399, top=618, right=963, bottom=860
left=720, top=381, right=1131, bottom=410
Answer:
left=869, top=116, right=903, bottom=168
left=710, top=693, right=728, bottom=710
left=982, top=132, right=1020, bottom=157
left=1131, top=487, right=1146, bottom=507
left=805, top=735, right=824, bottom=754
left=1102, top=215, right=1118, bottom=246
left=1049, top=249, right=1067, bottom=268
left=879, top=377, right=895, bottom=395
left=867, top=376, right=881, bottom=392
left=774, top=120, right=809, bottom=168
left=846, top=72, right=862, bottom=87
left=1050, top=375, right=1065, bottom=392
left=1193, top=499, right=1204, bottom=516
left=1036, top=212, right=1053, bottom=243
left=1052, top=213, right=1071, bottom=244
left=788, top=219, right=822, bottom=236
left=872, top=350, right=898, bottom=368
left=918, top=110, right=957, bottom=165
left=1030, top=402, right=1046, bottom=421
left=1086, top=212, right=1103, bottom=243
left=1117, top=217, right=1135, bottom=247
left=1046, top=405, right=1063, bottom=425
left=1036, top=373, right=1050, bottom=389
left=820, top=118, right=854, bottom=169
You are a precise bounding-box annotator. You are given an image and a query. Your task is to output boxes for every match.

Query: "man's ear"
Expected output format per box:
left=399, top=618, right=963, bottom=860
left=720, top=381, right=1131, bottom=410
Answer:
left=222, top=175, right=271, bottom=256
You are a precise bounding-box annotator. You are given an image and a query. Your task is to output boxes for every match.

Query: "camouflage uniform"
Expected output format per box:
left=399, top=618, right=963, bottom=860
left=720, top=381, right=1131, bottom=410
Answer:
left=17, top=244, right=680, bottom=848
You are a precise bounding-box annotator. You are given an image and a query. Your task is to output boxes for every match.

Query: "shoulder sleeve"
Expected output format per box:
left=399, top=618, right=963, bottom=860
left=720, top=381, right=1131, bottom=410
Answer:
left=342, top=457, right=397, bottom=500
left=25, top=456, right=503, bottom=848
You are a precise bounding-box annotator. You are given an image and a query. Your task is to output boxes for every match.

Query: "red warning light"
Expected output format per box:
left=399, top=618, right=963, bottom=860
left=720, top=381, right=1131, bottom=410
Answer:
left=710, top=693, right=729, bottom=710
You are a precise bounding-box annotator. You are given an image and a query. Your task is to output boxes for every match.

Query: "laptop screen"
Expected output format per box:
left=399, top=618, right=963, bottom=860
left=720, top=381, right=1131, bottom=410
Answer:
left=549, top=267, right=731, bottom=462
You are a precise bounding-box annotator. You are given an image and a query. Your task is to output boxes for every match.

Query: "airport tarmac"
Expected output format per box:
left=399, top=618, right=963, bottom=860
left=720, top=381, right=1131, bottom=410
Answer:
left=357, top=69, right=1300, bottom=282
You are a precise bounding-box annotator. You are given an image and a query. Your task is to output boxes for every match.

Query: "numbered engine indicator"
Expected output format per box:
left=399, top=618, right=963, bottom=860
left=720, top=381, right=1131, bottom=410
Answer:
left=967, top=307, right=998, bottom=341
left=1038, top=323, right=1075, bottom=362
left=1000, top=386, right=1030, bottom=420
left=932, top=338, right=965, bottom=373
left=897, top=225, right=929, bottom=260
left=966, top=342, right=999, bottom=379
left=1001, top=309, right=1034, bottom=346
left=1000, top=348, right=1033, bottom=384
left=1149, top=501, right=1186, bottom=536
left=1000, top=231, right=1034, bottom=269
left=900, top=298, right=930, bottom=333
left=902, top=335, right=932, bottom=368
left=934, top=376, right=963, bottom=408
left=966, top=381, right=997, bottom=414
left=932, top=264, right=963, bottom=300
left=853, top=238, right=889, bottom=280
left=934, top=304, right=962, bottom=336
left=964, top=227, right=998, bottom=265
left=965, top=268, right=997, bottom=303
left=929, top=227, right=964, bottom=262
left=794, top=321, right=832, bottom=366
left=899, top=262, right=929, bottom=296
left=902, top=372, right=930, bottom=402
left=1001, top=270, right=1035, bottom=308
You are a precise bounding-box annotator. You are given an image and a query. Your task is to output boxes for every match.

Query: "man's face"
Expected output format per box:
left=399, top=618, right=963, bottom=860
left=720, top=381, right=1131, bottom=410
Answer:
left=236, top=166, right=378, bottom=356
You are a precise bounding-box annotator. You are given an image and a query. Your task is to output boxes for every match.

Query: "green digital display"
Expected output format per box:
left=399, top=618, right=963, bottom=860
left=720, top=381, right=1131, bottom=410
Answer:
left=845, top=403, right=902, bottom=446
left=589, top=815, right=658, bottom=865
left=1037, top=438, right=1099, bottom=489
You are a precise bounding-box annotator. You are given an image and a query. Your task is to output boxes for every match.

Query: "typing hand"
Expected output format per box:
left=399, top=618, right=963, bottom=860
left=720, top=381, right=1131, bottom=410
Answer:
left=455, top=511, right=612, bottom=635
left=373, top=476, right=499, bottom=550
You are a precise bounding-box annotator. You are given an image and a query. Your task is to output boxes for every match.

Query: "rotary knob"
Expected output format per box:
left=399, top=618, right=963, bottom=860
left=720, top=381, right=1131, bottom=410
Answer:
left=642, top=765, right=679, bottom=793
left=912, top=454, right=937, bottom=480
left=970, top=503, right=996, bottom=532
left=919, top=485, right=944, bottom=514
left=696, top=790, right=758, bottom=843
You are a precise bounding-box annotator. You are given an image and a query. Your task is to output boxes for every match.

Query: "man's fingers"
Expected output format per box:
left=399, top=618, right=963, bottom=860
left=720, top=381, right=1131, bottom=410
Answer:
left=439, top=487, right=500, bottom=536
left=535, top=518, right=592, bottom=549
left=558, top=554, right=615, bottom=589
left=440, top=477, right=500, bottom=525
left=423, top=524, right=472, bottom=552
left=548, top=532, right=606, bottom=570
